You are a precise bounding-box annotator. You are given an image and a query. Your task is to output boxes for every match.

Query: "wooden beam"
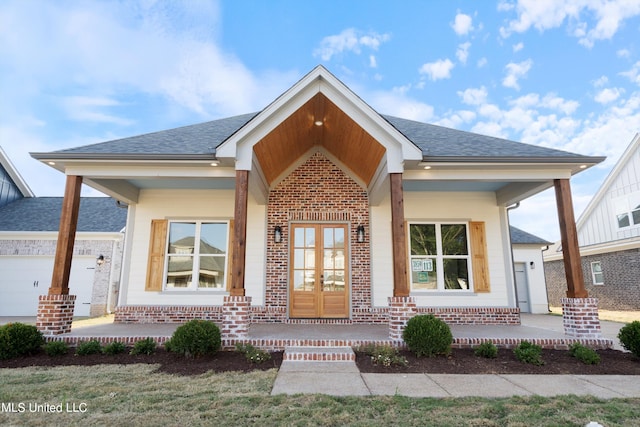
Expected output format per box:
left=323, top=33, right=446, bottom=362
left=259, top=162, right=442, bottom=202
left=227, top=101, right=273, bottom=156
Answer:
left=390, top=173, right=409, bottom=296
left=554, top=178, right=588, bottom=298
left=49, top=175, right=83, bottom=295
left=230, top=170, right=249, bottom=296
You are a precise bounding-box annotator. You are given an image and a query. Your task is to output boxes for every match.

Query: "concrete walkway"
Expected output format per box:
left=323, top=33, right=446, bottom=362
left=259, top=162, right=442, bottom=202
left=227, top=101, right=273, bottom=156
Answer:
left=272, top=361, right=640, bottom=398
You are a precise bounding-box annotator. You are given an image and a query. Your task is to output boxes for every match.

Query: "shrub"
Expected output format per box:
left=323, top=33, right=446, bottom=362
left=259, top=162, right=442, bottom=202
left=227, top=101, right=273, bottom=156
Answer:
left=130, top=338, right=157, bottom=355
left=75, top=340, right=103, bottom=356
left=514, top=341, right=544, bottom=366
left=103, top=341, right=127, bottom=355
left=618, top=321, right=640, bottom=358
left=235, top=343, right=272, bottom=364
left=402, top=314, right=453, bottom=357
left=0, top=323, right=44, bottom=359
left=474, top=341, right=498, bottom=359
left=166, top=320, right=221, bottom=358
left=569, top=343, right=600, bottom=365
left=44, top=341, right=69, bottom=357
left=360, top=344, right=408, bottom=367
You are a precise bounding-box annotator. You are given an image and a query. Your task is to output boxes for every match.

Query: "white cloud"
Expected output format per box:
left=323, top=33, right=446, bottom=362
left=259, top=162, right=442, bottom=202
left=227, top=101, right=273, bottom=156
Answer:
left=369, top=55, right=378, bottom=68
left=313, top=28, right=391, bottom=61
left=593, top=76, right=609, bottom=87
left=594, top=87, right=623, bottom=104
left=620, top=61, right=640, bottom=85
left=368, top=88, right=435, bottom=122
left=451, top=12, right=473, bottom=35
left=502, top=59, right=533, bottom=90
left=61, top=96, right=134, bottom=125
left=456, top=42, right=471, bottom=64
left=419, top=59, right=455, bottom=81
left=477, top=57, right=488, bottom=68
left=617, top=48, right=631, bottom=58
left=499, top=0, right=640, bottom=48
left=458, top=86, right=488, bottom=105
left=513, top=42, right=524, bottom=52
left=470, top=121, right=507, bottom=139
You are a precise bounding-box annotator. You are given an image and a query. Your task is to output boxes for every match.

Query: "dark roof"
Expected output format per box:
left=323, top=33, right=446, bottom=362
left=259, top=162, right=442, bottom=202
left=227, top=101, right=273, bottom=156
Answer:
left=35, top=112, right=599, bottom=163
left=0, top=197, right=127, bottom=232
left=510, top=226, right=551, bottom=245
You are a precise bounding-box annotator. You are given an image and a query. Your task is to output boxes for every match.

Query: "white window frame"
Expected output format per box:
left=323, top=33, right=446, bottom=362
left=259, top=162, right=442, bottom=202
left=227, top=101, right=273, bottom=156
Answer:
left=613, top=192, right=640, bottom=230
left=164, top=220, right=230, bottom=291
left=590, top=261, right=604, bottom=285
left=408, top=222, right=472, bottom=292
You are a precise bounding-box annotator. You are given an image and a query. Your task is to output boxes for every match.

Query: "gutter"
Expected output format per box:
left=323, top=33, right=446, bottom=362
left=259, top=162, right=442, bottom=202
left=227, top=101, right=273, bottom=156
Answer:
left=507, top=202, right=520, bottom=311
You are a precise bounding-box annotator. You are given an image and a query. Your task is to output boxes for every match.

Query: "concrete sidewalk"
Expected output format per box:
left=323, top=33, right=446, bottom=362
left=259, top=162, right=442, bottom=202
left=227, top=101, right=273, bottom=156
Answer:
left=272, top=361, right=640, bottom=398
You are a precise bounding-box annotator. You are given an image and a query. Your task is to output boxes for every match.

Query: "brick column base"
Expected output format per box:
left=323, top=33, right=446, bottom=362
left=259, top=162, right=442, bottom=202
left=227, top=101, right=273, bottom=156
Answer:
left=388, top=296, right=417, bottom=340
left=222, top=296, right=251, bottom=339
left=36, top=294, right=76, bottom=335
left=561, top=297, right=602, bottom=338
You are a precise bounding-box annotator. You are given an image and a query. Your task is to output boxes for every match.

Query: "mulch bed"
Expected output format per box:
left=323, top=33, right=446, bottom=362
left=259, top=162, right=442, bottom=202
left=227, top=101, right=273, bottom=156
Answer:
left=1, top=348, right=638, bottom=376
left=355, top=348, right=640, bottom=375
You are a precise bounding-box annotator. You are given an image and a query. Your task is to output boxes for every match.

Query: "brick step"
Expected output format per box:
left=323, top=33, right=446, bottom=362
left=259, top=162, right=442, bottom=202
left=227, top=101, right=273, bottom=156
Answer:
left=283, top=346, right=355, bottom=362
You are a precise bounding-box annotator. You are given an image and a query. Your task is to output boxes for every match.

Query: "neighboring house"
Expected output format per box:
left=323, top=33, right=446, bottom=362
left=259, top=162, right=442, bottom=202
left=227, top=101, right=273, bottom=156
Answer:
left=545, top=134, right=640, bottom=310
left=510, top=226, right=551, bottom=314
left=30, top=66, right=603, bottom=331
left=0, top=147, right=126, bottom=317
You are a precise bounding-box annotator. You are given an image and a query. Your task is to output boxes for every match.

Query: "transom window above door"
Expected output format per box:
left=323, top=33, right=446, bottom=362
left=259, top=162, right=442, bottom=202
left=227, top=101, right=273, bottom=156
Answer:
left=409, top=223, right=471, bottom=291
left=165, top=221, right=229, bottom=290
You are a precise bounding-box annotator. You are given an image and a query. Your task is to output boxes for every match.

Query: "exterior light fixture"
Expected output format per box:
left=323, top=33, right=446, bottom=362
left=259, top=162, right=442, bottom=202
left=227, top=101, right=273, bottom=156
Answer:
left=48, top=161, right=56, bottom=166
left=210, top=160, right=220, bottom=167
left=96, top=255, right=105, bottom=266
left=314, top=120, right=323, bottom=126
left=423, top=165, right=432, bottom=170
left=274, top=226, right=283, bottom=243
left=579, top=164, right=587, bottom=169
left=356, top=225, right=365, bottom=243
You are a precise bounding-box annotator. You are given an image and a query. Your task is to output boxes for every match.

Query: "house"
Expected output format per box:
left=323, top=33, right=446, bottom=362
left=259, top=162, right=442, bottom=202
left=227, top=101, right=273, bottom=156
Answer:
left=545, top=134, right=640, bottom=310
left=510, top=226, right=551, bottom=314
left=0, top=146, right=126, bottom=317
left=29, top=65, right=605, bottom=338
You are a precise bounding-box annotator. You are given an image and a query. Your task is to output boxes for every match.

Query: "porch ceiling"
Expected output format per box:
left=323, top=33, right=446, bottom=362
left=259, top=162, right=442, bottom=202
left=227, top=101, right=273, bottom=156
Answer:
left=252, top=93, right=386, bottom=185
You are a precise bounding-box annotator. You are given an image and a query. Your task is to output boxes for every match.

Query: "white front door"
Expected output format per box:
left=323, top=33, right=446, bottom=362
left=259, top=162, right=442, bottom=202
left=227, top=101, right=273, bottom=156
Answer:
left=0, top=256, right=96, bottom=317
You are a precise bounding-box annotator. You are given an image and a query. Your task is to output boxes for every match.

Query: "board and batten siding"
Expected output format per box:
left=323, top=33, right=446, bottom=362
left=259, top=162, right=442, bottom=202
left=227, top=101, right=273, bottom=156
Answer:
left=120, top=188, right=266, bottom=306
left=371, top=191, right=511, bottom=308
left=578, top=145, right=640, bottom=246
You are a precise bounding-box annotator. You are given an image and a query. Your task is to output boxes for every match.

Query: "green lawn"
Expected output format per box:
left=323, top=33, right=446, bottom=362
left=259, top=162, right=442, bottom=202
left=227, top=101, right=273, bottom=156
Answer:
left=1, top=365, right=639, bottom=426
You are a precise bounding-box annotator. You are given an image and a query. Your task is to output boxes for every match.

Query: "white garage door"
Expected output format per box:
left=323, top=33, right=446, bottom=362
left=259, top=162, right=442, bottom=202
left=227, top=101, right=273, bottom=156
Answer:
left=0, top=256, right=95, bottom=317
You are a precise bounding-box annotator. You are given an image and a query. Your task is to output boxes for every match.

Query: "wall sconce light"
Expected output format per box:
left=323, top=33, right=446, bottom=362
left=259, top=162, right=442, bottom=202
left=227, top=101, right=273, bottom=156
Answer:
left=97, top=255, right=105, bottom=266
left=529, top=261, right=535, bottom=269
left=356, top=225, right=365, bottom=243
left=274, top=226, right=283, bottom=243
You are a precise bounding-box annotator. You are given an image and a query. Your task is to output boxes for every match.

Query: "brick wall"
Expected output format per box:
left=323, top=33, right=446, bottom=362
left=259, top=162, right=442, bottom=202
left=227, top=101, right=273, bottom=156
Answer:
left=545, top=248, right=640, bottom=310
left=261, top=152, right=371, bottom=322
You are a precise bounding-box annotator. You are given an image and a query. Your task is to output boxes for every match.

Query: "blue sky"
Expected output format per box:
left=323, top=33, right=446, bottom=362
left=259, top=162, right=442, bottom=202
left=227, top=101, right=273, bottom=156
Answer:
left=1, top=0, right=639, bottom=242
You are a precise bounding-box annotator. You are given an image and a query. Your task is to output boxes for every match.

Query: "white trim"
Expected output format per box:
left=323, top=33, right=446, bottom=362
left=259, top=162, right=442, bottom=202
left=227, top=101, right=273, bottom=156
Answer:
left=590, top=261, right=604, bottom=285
left=0, top=146, right=35, bottom=197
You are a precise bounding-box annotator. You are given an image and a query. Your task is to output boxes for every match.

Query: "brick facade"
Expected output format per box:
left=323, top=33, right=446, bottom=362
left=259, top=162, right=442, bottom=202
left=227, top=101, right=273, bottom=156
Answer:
left=545, top=248, right=640, bottom=310
left=561, top=297, right=602, bottom=338
left=36, top=294, right=76, bottom=335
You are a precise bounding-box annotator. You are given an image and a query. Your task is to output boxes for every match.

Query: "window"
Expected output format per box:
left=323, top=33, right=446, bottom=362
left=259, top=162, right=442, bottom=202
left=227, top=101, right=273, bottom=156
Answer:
left=409, top=223, right=471, bottom=291
left=613, top=192, right=640, bottom=229
left=165, top=221, right=229, bottom=290
left=590, top=261, right=604, bottom=285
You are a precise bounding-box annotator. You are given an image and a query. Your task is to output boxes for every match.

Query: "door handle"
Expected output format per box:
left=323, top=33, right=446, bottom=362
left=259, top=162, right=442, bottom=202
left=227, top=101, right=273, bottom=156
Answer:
left=33, top=280, right=38, bottom=288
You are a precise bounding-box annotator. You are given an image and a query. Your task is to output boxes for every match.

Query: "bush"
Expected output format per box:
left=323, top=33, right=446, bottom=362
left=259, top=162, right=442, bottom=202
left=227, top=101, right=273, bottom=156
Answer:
left=75, top=340, right=103, bottom=356
left=130, top=338, right=157, bottom=355
left=235, top=343, right=272, bottom=364
left=103, top=341, right=127, bottom=355
left=0, top=323, right=44, bottom=359
left=360, top=344, right=408, bottom=367
left=569, top=343, right=600, bottom=365
left=514, top=341, right=544, bottom=366
left=44, top=341, right=69, bottom=357
left=618, top=321, right=640, bottom=358
left=402, top=314, right=453, bottom=357
left=474, top=341, right=498, bottom=359
left=166, top=320, right=221, bottom=358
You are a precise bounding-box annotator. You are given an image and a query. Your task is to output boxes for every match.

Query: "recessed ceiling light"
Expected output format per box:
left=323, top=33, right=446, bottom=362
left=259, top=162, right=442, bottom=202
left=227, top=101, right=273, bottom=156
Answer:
left=48, top=161, right=55, bottom=165
left=579, top=164, right=587, bottom=169
left=423, top=165, right=432, bottom=170
left=314, top=120, right=323, bottom=126
left=210, top=162, right=219, bottom=167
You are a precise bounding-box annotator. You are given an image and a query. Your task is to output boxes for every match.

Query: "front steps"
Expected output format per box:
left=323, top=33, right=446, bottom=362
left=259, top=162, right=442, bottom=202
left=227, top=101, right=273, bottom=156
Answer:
left=283, top=345, right=355, bottom=362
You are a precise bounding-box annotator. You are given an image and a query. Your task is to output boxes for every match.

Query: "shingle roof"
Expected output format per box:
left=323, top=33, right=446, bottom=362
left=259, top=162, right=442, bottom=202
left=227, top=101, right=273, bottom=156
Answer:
left=0, top=197, right=127, bottom=232
left=510, top=226, right=551, bottom=245
left=39, top=112, right=596, bottom=162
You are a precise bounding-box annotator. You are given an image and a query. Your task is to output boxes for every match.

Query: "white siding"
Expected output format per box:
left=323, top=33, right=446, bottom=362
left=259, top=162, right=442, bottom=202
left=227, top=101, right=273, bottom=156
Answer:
left=512, top=245, right=549, bottom=313
left=124, top=189, right=237, bottom=306
left=579, top=145, right=640, bottom=246
left=371, top=191, right=512, bottom=308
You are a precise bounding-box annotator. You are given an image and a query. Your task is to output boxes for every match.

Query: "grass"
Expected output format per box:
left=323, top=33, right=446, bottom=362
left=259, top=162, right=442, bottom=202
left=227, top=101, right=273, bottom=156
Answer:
left=1, top=365, right=639, bottom=426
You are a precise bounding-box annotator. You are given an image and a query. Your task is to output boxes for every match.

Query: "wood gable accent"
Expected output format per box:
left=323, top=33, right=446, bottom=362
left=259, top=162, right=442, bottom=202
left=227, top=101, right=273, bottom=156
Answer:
left=469, top=221, right=490, bottom=293
left=145, top=219, right=167, bottom=292
left=252, top=93, right=386, bottom=186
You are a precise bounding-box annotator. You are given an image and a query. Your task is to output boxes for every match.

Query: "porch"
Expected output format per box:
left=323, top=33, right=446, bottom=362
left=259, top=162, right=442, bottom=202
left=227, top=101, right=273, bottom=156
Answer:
left=33, top=314, right=616, bottom=351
